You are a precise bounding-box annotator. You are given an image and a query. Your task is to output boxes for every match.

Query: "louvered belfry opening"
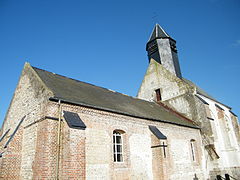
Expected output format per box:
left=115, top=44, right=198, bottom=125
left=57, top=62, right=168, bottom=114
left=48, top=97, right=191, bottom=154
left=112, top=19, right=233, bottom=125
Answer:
left=155, top=89, right=161, bottom=101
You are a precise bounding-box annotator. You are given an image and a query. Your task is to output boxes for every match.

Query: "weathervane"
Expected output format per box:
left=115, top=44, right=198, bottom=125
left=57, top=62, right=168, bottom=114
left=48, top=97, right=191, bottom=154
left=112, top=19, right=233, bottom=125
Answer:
left=152, top=12, right=158, bottom=24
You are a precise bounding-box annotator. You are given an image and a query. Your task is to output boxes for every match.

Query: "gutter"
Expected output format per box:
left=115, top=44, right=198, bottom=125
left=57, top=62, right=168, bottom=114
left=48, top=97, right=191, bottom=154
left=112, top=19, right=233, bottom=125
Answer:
left=197, top=92, right=232, bottom=110
left=49, top=97, right=199, bottom=129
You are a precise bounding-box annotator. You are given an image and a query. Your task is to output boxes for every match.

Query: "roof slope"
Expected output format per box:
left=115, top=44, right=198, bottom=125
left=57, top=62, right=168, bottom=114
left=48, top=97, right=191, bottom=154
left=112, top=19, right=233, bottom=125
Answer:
left=183, top=78, right=215, bottom=100
left=183, top=78, right=231, bottom=109
left=148, top=24, right=171, bottom=42
left=148, top=24, right=170, bottom=42
left=32, top=66, right=197, bottom=128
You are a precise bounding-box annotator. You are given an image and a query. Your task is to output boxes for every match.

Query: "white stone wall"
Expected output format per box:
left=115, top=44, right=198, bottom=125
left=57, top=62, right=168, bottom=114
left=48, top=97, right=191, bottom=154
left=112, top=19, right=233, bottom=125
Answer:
left=85, top=128, right=111, bottom=180
left=129, top=133, right=153, bottom=179
left=137, top=59, right=193, bottom=102
left=137, top=59, right=195, bottom=119
left=137, top=57, right=240, bottom=178
left=197, top=94, right=240, bottom=173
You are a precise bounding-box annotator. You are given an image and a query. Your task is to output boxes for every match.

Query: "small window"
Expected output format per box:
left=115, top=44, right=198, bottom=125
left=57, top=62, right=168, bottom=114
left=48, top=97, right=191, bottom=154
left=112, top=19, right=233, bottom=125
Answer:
left=190, top=139, right=196, bottom=162
left=155, top=88, right=161, bottom=101
left=113, top=130, right=123, bottom=162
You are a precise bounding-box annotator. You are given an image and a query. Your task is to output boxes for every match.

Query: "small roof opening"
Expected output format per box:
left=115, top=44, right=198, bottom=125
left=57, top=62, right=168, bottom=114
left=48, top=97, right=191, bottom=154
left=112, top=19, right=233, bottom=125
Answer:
left=149, top=125, right=167, bottom=140
left=63, top=111, right=86, bottom=130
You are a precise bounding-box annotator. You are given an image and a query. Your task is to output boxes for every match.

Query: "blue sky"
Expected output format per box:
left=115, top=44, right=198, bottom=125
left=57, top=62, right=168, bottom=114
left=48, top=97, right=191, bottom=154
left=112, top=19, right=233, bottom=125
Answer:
left=0, top=0, right=239, bottom=126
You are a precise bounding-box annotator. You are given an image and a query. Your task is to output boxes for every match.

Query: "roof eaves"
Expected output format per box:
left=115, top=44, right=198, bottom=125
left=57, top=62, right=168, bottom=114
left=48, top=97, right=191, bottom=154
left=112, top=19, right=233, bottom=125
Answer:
left=229, top=110, right=238, bottom=117
left=156, top=24, right=170, bottom=38
left=49, top=97, right=199, bottom=129
left=183, top=78, right=231, bottom=110
left=215, top=104, right=225, bottom=111
left=195, top=94, right=209, bottom=105
left=197, top=92, right=231, bottom=110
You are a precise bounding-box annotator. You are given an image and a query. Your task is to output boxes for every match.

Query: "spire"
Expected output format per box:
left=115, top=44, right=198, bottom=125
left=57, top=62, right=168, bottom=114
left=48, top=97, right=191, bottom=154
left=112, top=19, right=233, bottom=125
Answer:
left=148, top=24, right=170, bottom=42
left=146, top=24, right=182, bottom=79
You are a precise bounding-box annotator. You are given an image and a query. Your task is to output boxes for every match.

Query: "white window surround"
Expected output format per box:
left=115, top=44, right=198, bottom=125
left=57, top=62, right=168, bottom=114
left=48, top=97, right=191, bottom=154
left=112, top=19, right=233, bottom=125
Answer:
left=113, top=130, right=124, bottom=162
left=190, top=139, right=196, bottom=162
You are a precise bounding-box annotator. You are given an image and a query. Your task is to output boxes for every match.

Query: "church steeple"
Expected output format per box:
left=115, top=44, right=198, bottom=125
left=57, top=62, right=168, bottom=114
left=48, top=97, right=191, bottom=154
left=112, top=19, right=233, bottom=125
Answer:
left=148, top=24, right=170, bottom=41
left=146, top=24, right=182, bottom=79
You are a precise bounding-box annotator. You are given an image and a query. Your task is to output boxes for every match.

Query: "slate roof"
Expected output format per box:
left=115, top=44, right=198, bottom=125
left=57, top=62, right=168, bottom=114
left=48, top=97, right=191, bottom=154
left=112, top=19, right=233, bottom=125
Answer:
left=183, top=78, right=231, bottom=109
left=148, top=24, right=171, bottom=42
left=32, top=66, right=197, bottom=129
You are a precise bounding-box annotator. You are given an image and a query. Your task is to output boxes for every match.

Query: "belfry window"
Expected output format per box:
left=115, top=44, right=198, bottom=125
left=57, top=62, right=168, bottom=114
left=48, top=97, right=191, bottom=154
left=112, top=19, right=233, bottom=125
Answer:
left=155, top=88, right=161, bottom=101
left=113, top=130, right=123, bottom=162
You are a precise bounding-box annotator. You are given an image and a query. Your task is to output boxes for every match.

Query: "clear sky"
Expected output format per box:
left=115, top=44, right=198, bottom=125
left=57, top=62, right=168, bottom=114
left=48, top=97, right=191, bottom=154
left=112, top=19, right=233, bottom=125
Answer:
left=0, top=0, right=239, bottom=126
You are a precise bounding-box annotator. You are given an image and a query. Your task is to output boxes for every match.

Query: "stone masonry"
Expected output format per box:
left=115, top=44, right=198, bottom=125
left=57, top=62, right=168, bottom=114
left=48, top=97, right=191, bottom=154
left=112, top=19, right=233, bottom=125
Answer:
left=1, top=24, right=240, bottom=180
left=0, top=63, right=206, bottom=179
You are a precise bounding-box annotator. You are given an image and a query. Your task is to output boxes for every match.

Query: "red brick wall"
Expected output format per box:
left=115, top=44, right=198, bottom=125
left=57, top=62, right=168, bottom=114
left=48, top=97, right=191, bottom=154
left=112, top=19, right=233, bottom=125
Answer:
left=32, top=119, right=58, bottom=179
left=0, top=127, right=23, bottom=179
left=60, top=121, right=86, bottom=179
left=0, top=64, right=52, bottom=179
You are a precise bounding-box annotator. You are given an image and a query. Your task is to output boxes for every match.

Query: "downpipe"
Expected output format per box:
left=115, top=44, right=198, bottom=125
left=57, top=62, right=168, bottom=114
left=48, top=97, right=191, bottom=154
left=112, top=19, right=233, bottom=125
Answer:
left=56, top=99, right=62, bottom=180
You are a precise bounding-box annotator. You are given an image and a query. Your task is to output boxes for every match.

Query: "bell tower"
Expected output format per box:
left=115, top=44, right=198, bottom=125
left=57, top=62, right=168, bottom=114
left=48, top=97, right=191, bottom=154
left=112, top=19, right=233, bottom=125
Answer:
left=146, top=24, right=182, bottom=78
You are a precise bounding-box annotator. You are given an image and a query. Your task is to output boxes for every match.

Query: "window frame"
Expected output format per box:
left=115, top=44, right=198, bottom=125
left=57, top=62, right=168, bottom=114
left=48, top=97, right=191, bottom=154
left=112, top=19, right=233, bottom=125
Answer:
left=113, top=130, right=124, bottom=163
left=190, top=139, right=196, bottom=162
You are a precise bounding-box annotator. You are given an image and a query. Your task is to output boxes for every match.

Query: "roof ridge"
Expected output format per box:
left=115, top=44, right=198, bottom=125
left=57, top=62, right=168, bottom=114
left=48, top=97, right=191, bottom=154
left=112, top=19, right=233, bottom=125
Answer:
left=32, top=66, right=115, bottom=91
left=32, top=66, right=149, bottom=103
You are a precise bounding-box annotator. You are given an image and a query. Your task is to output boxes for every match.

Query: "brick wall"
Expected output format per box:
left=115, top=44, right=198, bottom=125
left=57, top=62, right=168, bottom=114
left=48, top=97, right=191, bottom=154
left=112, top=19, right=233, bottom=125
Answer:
left=0, top=127, right=23, bottom=179
left=0, top=63, right=51, bottom=179
left=0, top=62, right=207, bottom=179
left=48, top=102, right=206, bottom=180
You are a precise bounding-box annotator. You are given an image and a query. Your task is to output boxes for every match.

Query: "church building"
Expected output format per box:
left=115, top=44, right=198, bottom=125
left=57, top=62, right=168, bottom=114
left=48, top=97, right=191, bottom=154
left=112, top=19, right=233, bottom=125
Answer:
left=0, top=24, right=239, bottom=180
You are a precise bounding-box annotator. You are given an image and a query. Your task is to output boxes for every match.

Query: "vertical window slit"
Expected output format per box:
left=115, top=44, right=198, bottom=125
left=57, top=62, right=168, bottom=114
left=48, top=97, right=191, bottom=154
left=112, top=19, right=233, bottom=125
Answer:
left=155, top=88, right=161, bottom=101
left=190, top=140, right=196, bottom=162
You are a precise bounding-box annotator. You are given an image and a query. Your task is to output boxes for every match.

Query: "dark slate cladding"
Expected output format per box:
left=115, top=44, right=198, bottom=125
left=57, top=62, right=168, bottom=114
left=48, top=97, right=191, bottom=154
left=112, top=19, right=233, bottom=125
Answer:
left=63, top=111, right=86, bottom=129
left=215, top=104, right=224, bottom=111
left=0, top=129, right=10, bottom=143
left=149, top=125, right=167, bottom=140
left=183, top=78, right=231, bottom=109
left=230, top=110, right=237, bottom=117
left=183, top=78, right=214, bottom=100
left=148, top=24, right=169, bottom=42
left=195, top=95, right=209, bottom=105
left=4, top=116, right=26, bottom=148
left=33, top=67, right=197, bottom=128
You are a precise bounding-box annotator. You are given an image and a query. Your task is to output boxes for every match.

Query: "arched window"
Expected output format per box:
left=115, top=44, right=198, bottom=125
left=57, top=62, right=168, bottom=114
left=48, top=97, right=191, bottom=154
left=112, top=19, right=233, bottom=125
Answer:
left=190, top=139, right=196, bottom=162
left=113, top=130, right=124, bottom=162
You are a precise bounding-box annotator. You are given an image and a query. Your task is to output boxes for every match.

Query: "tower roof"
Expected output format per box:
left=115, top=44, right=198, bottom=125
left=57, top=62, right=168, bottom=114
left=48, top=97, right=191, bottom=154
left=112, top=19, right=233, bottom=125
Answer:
left=148, top=24, right=171, bottom=42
